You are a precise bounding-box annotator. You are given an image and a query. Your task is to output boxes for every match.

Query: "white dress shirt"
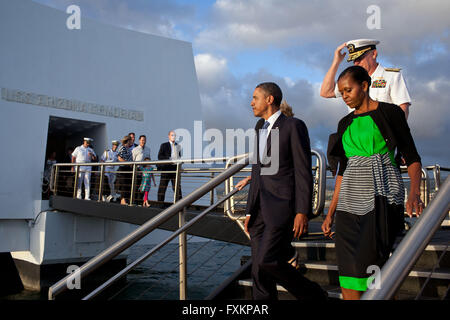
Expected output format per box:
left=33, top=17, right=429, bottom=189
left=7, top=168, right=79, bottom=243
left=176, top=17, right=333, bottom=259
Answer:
left=170, top=142, right=180, bottom=160
left=132, top=145, right=151, bottom=162
left=259, top=110, right=281, bottom=162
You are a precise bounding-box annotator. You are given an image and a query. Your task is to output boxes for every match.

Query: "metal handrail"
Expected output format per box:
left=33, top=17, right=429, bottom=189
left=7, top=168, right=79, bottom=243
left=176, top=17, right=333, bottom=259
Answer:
left=361, top=177, right=450, bottom=300
left=311, top=149, right=327, bottom=216
left=50, top=155, right=243, bottom=206
left=223, top=149, right=327, bottom=220
left=82, top=187, right=242, bottom=300
left=48, top=154, right=250, bottom=300
left=219, top=154, right=251, bottom=235
left=422, top=167, right=430, bottom=206
left=400, top=165, right=433, bottom=207
left=433, top=165, right=441, bottom=191
left=50, top=156, right=234, bottom=169
left=424, top=164, right=450, bottom=192
left=223, top=154, right=250, bottom=223
left=49, top=156, right=237, bottom=194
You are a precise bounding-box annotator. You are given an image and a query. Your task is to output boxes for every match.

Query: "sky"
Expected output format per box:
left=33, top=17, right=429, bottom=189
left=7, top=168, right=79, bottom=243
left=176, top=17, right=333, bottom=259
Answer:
left=33, top=0, right=450, bottom=167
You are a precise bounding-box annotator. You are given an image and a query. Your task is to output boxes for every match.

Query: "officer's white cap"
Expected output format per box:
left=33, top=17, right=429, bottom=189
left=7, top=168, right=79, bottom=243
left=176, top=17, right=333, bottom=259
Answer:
left=84, top=137, right=93, bottom=142
left=112, top=140, right=120, bottom=145
left=346, top=39, right=380, bottom=62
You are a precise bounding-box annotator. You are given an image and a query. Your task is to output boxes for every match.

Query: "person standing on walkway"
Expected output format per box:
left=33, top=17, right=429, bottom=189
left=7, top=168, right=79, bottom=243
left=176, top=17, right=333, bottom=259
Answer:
left=139, top=158, right=156, bottom=207
left=100, top=140, right=120, bottom=200
left=322, top=66, right=423, bottom=300
left=117, top=135, right=133, bottom=205
left=235, top=82, right=327, bottom=301
left=157, top=131, right=182, bottom=203
left=72, top=138, right=96, bottom=200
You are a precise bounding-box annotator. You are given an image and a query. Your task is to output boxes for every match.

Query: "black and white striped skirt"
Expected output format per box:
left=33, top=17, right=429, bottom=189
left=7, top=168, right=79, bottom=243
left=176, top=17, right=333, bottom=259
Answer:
left=335, top=153, right=405, bottom=291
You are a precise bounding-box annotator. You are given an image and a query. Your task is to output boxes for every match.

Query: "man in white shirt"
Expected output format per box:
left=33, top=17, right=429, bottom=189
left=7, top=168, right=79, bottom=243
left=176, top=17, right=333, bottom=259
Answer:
left=132, top=135, right=152, bottom=164
left=72, top=137, right=97, bottom=200
left=320, top=39, right=412, bottom=119
left=100, top=140, right=119, bottom=200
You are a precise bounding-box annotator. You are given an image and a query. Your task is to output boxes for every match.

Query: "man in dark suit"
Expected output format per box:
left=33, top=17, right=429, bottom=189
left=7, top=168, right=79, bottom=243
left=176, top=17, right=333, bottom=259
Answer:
left=157, top=130, right=182, bottom=202
left=236, top=82, right=327, bottom=300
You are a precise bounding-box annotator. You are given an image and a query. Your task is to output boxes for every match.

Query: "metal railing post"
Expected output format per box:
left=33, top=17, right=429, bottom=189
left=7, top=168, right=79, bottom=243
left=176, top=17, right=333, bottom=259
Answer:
left=174, top=163, right=187, bottom=300
left=53, top=166, right=59, bottom=195
left=230, top=173, right=236, bottom=217
left=421, top=168, right=430, bottom=206
left=224, top=165, right=231, bottom=216
left=224, top=154, right=247, bottom=219
left=210, top=172, right=215, bottom=205
left=361, top=177, right=450, bottom=300
left=311, top=149, right=327, bottom=216
left=98, top=165, right=105, bottom=202
left=73, top=165, right=79, bottom=199
left=130, top=164, right=137, bottom=205
left=433, top=164, right=441, bottom=192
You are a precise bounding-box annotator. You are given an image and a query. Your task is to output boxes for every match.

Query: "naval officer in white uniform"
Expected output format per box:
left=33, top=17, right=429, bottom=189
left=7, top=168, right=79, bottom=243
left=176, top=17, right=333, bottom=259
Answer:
left=72, top=137, right=97, bottom=200
left=100, top=140, right=120, bottom=200
left=320, top=39, right=412, bottom=119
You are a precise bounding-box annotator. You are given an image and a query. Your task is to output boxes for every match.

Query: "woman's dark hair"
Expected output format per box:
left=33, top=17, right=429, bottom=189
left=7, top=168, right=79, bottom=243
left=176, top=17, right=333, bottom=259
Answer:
left=337, top=66, right=372, bottom=91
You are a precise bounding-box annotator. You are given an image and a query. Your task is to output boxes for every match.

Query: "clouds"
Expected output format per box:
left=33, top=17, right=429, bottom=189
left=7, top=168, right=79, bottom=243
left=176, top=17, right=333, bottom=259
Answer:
left=194, top=53, right=346, bottom=140
left=33, top=0, right=450, bottom=166
left=194, top=54, right=234, bottom=92
left=195, top=0, right=450, bottom=54
left=33, top=0, right=197, bottom=39
left=192, top=0, right=450, bottom=166
left=193, top=53, right=250, bottom=130
left=194, top=0, right=450, bottom=80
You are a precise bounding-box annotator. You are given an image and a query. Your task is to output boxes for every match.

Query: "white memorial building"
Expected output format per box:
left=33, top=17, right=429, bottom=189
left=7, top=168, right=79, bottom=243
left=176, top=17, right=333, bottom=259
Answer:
left=0, top=0, right=202, bottom=291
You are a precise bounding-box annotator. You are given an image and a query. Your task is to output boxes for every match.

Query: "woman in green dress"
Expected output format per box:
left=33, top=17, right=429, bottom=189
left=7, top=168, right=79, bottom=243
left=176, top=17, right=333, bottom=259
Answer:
left=139, top=158, right=156, bottom=207
left=322, top=66, right=424, bottom=300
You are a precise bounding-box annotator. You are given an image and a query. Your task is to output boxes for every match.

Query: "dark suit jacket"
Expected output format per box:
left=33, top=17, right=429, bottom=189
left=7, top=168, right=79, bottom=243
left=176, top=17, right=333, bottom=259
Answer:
left=157, top=141, right=181, bottom=171
left=246, top=113, right=313, bottom=228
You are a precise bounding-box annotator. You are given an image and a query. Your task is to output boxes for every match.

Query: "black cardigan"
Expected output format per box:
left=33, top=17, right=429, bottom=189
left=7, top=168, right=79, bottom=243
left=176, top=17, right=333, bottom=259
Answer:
left=328, top=102, right=421, bottom=176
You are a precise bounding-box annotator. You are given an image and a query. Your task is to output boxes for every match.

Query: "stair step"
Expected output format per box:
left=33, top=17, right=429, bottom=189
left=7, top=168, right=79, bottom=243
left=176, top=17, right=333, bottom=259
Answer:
left=233, top=228, right=450, bottom=300
left=408, top=267, right=450, bottom=280
left=291, top=233, right=450, bottom=269
left=297, top=261, right=450, bottom=280
left=303, top=261, right=450, bottom=298
left=237, top=279, right=342, bottom=300
left=236, top=262, right=450, bottom=299
left=237, top=278, right=446, bottom=300
left=292, top=241, right=450, bottom=252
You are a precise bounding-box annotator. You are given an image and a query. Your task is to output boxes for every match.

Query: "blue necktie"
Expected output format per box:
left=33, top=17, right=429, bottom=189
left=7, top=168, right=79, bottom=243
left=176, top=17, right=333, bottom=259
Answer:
left=259, top=121, right=270, bottom=162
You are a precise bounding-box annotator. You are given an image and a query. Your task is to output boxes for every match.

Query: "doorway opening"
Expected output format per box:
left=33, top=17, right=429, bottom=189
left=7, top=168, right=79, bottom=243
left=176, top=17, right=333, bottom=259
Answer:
left=43, top=116, right=106, bottom=199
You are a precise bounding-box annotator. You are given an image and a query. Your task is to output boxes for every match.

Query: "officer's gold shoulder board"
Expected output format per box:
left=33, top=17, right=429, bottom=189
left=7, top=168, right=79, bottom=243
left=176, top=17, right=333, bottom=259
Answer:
left=384, top=67, right=401, bottom=72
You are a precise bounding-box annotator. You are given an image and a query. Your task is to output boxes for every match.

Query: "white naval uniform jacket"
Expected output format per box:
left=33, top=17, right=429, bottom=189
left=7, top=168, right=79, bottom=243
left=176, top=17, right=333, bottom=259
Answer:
left=72, top=145, right=96, bottom=171
left=101, top=149, right=118, bottom=173
left=335, top=64, right=411, bottom=107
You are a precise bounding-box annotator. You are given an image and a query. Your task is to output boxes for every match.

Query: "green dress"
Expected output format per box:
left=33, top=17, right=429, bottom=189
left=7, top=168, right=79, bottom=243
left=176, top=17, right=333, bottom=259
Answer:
left=335, top=111, right=405, bottom=291
left=139, top=167, right=155, bottom=192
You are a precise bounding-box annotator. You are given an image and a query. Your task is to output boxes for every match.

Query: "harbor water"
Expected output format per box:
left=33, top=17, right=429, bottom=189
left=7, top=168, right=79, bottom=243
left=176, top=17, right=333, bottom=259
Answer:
left=2, top=241, right=251, bottom=300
